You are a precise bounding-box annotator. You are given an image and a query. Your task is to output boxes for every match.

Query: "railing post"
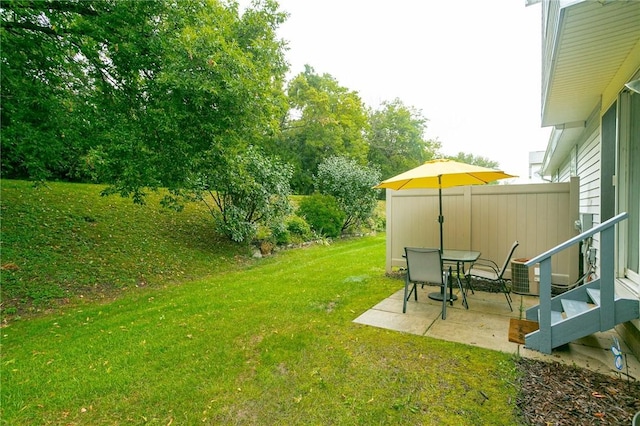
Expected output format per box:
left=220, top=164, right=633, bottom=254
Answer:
left=538, top=258, right=553, bottom=354
left=600, top=225, right=615, bottom=330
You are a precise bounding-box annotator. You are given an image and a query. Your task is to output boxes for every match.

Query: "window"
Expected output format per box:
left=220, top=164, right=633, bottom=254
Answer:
left=619, top=90, right=640, bottom=285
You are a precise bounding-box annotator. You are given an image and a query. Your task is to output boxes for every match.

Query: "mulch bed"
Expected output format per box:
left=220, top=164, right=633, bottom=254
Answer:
left=516, top=357, right=640, bottom=425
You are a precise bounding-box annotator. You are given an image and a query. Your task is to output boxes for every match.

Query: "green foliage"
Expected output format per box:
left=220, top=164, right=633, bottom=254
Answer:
left=89, top=1, right=290, bottom=198
left=186, top=147, right=293, bottom=243
left=366, top=99, right=442, bottom=179
left=297, top=193, right=345, bottom=238
left=315, top=156, right=381, bottom=233
left=1, top=0, right=163, bottom=181
left=278, top=65, right=370, bottom=194
left=1, top=0, right=289, bottom=195
left=285, top=215, right=313, bottom=243
left=447, top=152, right=500, bottom=169
left=368, top=200, right=387, bottom=232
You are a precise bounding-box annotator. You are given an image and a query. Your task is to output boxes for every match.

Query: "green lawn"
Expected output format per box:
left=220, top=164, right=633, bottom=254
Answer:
left=0, top=180, right=523, bottom=425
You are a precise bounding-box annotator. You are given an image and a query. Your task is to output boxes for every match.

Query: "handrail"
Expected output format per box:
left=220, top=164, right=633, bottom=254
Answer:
left=525, top=212, right=628, bottom=267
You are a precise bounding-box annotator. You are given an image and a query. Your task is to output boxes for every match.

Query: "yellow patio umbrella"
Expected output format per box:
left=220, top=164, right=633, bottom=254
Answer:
left=374, top=158, right=517, bottom=252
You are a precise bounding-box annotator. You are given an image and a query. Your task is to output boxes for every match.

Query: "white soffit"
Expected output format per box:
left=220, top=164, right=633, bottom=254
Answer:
left=542, top=0, right=640, bottom=127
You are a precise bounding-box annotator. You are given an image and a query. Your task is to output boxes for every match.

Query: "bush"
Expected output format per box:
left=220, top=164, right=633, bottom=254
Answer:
left=186, top=146, right=293, bottom=243
left=315, top=156, right=381, bottom=233
left=286, top=215, right=312, bottom=243
left=297, top=194, right=345, bottom=238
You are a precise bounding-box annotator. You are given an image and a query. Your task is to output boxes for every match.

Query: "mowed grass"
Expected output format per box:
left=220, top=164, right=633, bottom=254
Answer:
left=0, top=180, right=522, bottom=425
left=1, top=180, right=246, bottom=313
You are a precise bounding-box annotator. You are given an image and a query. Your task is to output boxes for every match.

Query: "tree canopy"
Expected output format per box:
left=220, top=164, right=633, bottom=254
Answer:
left=1, top=0, right=166, bottom=180
left=278, top=65, right=370, bottom=194
left=447, top=152, right=500, bottom=169
left=1, top=0, right=289, bottom=198
left=366, top=98, right=441, bottom=180
left=1, top=0, right=504, bottom=240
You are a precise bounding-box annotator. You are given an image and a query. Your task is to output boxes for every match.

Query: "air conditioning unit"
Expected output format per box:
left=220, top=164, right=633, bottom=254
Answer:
left=511, top=258, right=539, bottom=295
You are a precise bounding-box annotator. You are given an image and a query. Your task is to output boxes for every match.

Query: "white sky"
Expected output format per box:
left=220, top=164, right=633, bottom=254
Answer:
left=272, top=0, right=552, bottom=181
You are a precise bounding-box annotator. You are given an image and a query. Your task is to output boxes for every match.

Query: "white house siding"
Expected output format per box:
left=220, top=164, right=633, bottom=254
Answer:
left=552, top=127, right=603, bottom=282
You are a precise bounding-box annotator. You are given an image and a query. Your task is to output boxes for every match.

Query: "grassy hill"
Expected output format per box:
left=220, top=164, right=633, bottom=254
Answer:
left=1, top=180, right=247, bottom=316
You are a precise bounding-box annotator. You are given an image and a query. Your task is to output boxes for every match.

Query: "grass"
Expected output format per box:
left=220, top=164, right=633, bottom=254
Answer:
left=1, top=180, right=246, bottom=314
left=0, top=180, right=523, bottom=425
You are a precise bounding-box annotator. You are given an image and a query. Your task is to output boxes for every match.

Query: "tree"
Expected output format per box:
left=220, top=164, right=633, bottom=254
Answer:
left=315, top=156, right=381, bottom=233
left=87, top=0, right=290, bottom=201
left=278, top=65, right=370, bottom=194
left=182, top=146, right=293, bottom=243
left=1, top=0, right=290, bottom=199
left=366, top=99, right=441, bottom=180
left=447, top=152, right=500, bottom=169
left=1, top=0, right=164, bottom=181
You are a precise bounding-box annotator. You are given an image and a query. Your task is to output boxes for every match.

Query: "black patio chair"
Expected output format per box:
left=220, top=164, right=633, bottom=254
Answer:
left=466, top=240, right=519, bottom=311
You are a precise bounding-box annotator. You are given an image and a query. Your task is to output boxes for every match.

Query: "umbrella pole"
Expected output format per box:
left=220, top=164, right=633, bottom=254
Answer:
left=438, top=176, right=444, bottom=254
left=429, top=176, right=457, bottom=304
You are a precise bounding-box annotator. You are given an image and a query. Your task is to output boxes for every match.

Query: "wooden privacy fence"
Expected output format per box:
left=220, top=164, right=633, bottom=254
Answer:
left=384, top=177, right=580, bottom=286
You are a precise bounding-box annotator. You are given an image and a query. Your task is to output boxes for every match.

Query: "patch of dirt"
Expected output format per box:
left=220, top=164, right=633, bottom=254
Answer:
left=516, top=357, right=640, bottom=425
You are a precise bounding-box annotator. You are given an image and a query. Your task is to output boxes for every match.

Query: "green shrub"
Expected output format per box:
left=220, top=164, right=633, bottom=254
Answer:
left=187, top=146, right=293, bottom=243
left=315, top=156, right=381, bottom=233
left=270, top=221, right=290, bottom=245
left=297, top=194, right=345, bottom=238
left=285, top=215, right=312, bottom=243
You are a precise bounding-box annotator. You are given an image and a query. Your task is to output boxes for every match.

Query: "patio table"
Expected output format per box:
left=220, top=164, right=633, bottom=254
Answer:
left=428, top=249, right=480, bottom=309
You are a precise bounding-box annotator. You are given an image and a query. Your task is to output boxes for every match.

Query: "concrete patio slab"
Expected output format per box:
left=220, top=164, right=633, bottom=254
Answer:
left=353, top=284, right=640, bottom=379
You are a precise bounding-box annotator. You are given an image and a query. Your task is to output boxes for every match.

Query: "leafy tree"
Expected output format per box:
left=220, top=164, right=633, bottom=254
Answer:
left=366, top=99, right=441, bottom=180
left=447, top=152, right=500, bottom=169
left=315, top=156, right=381, bottom=233
left=1, top=0, right=290, bottom=199
left=278, top=65, right=370, bottom=194
left=182, top=147, right=293, bottom=243
left=0, top=0, right=164, bottom=181
left=88, top=0, right=290, bottom=201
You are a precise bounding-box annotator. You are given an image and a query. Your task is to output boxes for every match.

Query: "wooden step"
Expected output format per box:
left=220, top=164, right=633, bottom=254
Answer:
left=586, top=288, right=600, bottom=305
left=539, top=310, right=564, bottom=324
left=561, top=299, right=591, bottom=317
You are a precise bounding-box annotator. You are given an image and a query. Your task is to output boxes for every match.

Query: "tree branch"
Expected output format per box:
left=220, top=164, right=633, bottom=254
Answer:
left=10, top=1, right=100, bottom=17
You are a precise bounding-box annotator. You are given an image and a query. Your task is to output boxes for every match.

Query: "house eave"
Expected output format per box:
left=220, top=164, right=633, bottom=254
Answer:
left=541, top=0, right=640, bottom=129
left=541, top=124, right=584, bottom=176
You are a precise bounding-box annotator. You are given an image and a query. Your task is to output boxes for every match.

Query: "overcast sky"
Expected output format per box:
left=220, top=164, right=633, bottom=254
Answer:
left=270, top=0, right=551, bottom=181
